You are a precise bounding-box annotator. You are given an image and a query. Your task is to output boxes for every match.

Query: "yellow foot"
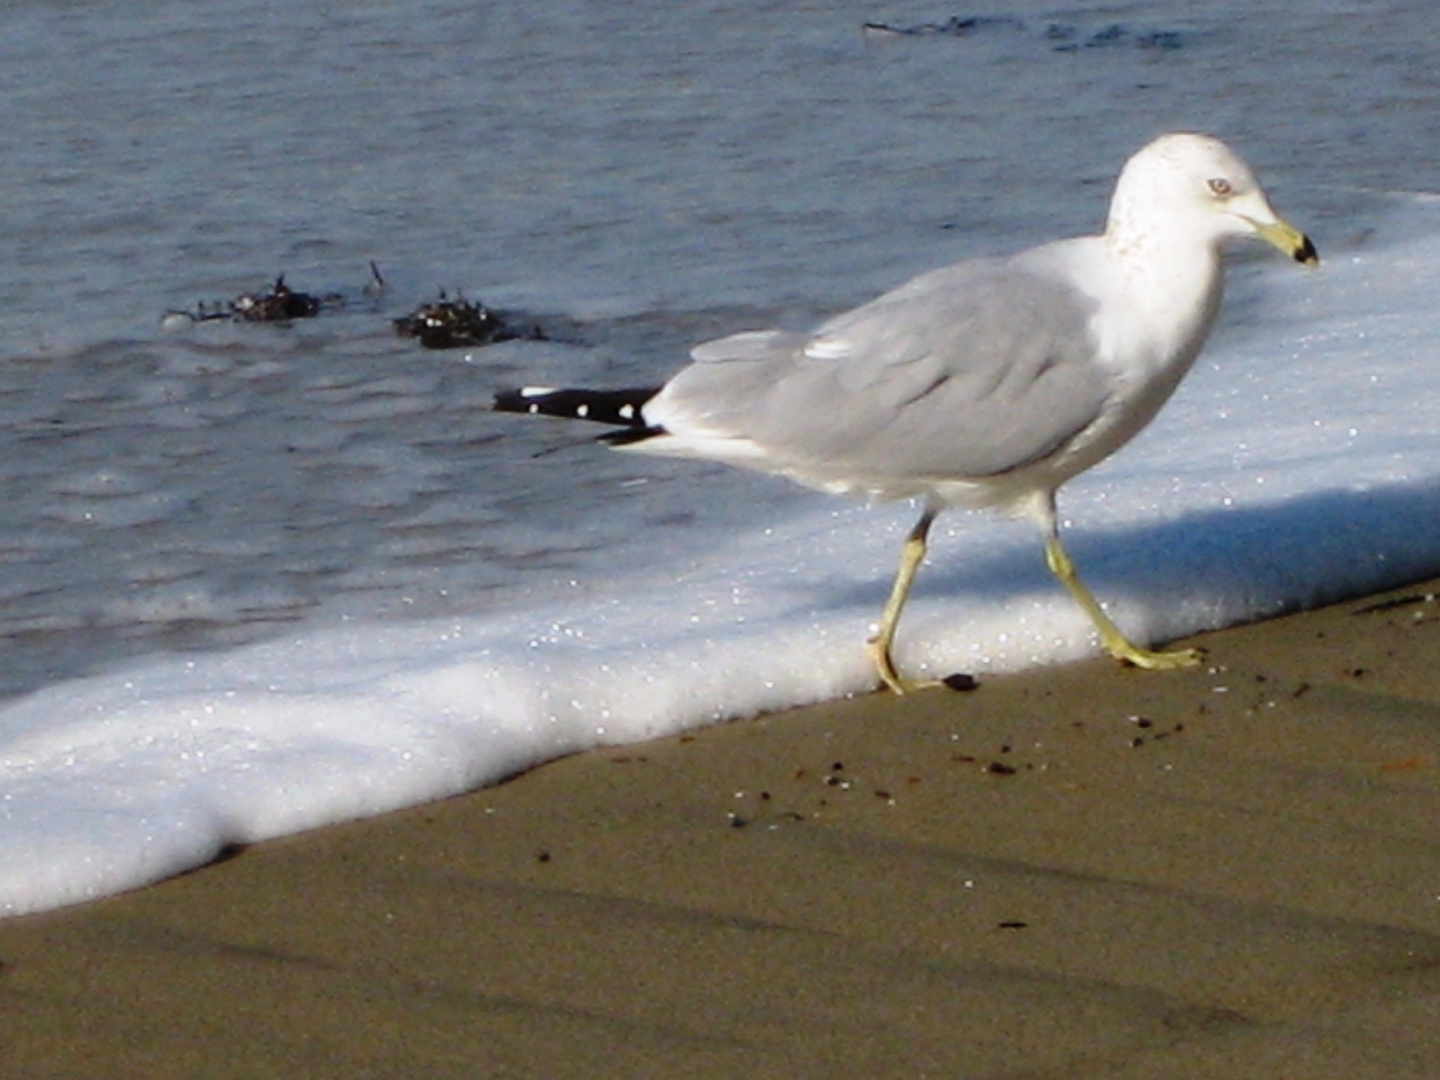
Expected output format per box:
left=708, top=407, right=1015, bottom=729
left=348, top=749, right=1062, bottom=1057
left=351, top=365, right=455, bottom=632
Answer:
left=1106, top=641, right=1204, bottom=670
left=866, top=637, right=942, bottom=695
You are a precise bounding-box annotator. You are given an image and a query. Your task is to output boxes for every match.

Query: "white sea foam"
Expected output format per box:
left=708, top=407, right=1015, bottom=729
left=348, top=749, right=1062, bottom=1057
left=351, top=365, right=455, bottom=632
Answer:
left=2, top=199, right=1440, bottom=916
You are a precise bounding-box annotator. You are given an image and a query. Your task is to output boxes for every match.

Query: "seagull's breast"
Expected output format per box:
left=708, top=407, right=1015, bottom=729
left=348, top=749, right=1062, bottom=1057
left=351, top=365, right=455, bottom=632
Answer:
left=1089, top=241, right=1224, bottom=388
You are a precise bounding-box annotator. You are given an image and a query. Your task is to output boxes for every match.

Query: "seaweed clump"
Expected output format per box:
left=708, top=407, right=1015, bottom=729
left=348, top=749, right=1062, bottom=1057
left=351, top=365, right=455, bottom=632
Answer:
left=163, top=274, right=345, bottom=326
left=231, top=276, right=326, bottom=321
left=393, top=291, right=544, bottom=349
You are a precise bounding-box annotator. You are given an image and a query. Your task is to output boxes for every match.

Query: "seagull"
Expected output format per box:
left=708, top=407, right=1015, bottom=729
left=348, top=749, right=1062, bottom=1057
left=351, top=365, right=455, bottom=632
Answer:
left=494, top=133, right=1318, bottom=693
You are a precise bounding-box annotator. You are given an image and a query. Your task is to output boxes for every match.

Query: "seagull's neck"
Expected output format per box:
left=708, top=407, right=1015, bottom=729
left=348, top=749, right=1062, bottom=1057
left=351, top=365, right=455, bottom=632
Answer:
left=1099, top=222, right=1225, bottom=367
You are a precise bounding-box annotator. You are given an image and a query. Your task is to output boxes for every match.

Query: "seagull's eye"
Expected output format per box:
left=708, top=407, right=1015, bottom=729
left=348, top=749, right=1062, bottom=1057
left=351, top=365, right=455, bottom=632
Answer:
left=1207, top=177, right=1233, bottom=197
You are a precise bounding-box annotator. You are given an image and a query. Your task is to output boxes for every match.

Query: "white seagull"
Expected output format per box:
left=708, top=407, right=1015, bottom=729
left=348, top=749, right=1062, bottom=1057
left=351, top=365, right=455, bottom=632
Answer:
left=495, top=133, right=1318, bottom=693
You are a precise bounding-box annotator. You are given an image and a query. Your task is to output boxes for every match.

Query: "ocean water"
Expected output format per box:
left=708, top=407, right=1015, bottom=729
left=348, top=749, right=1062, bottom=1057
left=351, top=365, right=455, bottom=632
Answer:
left=3, top=0, right=1440, bottom=915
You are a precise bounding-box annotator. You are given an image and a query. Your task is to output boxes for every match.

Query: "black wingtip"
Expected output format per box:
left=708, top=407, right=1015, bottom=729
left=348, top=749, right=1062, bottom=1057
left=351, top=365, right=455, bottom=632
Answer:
left=492, top=386, right=660, bottom=427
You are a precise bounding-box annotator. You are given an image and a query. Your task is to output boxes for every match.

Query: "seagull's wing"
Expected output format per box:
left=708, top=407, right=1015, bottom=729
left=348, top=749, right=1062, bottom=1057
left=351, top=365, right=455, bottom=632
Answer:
left=647, top=255, right=1113, bottom=481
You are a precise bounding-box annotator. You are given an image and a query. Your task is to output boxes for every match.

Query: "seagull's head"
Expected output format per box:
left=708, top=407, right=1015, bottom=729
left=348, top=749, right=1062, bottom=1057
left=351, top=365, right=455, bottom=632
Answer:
left=1108, top=132, right=1318, bottom=267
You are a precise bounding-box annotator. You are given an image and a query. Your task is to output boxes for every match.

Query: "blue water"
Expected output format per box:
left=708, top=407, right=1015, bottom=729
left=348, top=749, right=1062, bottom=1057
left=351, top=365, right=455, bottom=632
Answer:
left=1, top=0, right=1430, bottom=694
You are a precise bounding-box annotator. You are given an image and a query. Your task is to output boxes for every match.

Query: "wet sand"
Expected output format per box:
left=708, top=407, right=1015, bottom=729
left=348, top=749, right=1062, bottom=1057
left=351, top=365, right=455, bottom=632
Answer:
left=3, top=580, right=1440, bottom=1079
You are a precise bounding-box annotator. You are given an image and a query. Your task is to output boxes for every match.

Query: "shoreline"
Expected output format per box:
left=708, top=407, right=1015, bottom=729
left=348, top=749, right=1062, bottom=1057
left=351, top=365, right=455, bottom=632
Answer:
left=4, top=578, right=1440, bottom=1078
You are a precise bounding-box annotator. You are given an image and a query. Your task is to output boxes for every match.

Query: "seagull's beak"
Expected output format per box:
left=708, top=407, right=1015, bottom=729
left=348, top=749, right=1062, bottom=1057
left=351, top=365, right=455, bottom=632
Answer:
left=1249, top=215, right=1319, bottom=267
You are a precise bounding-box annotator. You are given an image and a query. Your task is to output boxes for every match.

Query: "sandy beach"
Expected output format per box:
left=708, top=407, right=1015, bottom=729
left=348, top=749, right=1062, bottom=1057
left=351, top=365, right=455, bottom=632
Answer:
left=4, top=578, right=1440, bottom=1079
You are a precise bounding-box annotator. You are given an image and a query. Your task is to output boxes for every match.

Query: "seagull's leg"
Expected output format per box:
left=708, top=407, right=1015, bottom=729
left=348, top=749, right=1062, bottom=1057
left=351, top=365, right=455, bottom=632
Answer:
left=1039, top=502, right=1201, bottom=670
left=868, top=505, right=940, bottom=694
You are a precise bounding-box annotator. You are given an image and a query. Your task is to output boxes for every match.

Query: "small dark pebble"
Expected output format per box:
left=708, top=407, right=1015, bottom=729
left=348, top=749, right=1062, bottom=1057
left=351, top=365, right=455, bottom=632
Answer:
left=211, top=842, right=249, bottom=865
left=728, top=815, right=748, bottom=829
left=986, top=761, right=1017, bottom=776
left=943, top=672, right=979, bottom=692
left=997, top=921, right=1029, bottom=930
left=536, top=851, right=551, bottom=863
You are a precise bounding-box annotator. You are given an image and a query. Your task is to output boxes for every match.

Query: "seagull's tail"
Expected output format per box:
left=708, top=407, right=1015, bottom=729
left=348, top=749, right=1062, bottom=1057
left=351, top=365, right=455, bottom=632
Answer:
left=492, top=386, right=665, bottom=444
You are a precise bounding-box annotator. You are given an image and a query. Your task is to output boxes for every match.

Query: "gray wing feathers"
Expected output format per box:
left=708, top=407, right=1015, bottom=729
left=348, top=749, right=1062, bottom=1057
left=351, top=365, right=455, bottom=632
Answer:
left=652, top=258, right=1112, bottom=479
left=689, top=329, right=808, bottom=362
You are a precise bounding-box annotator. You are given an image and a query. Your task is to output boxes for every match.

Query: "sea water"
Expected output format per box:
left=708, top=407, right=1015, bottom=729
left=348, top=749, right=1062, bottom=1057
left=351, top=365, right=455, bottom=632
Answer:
left=2, top=0, right=1439, bottom=914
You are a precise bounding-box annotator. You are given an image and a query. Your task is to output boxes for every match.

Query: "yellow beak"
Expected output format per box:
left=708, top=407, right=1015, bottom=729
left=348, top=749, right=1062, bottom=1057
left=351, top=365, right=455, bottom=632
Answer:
left=1251, top=217, right=1319, bottom=267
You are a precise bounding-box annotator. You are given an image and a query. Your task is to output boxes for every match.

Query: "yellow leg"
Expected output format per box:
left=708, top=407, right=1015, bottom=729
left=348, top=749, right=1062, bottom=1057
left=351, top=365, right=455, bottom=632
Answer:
left=1043, top=532, right=1201, bottom=670
left=867, top=507, right=941, bottom=694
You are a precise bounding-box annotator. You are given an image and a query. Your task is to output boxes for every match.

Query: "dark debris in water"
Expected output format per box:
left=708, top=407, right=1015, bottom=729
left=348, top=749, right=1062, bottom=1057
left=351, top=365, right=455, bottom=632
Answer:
left=232, top=276, right=329, bottom=321
left=393, top=291, right=545, bottom=350
left=1048, top=22, right=1186, bottom=51
left=164, top=265, right=548, bottom=352
left=862, top=15, right=1025, bottom=37
left=164, top=264, right=384, bottom=326
left=863, top=15, right=1187, bottom=51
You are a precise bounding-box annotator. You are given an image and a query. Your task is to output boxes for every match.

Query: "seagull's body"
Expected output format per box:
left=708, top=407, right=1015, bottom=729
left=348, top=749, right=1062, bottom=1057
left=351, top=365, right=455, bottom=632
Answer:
left=495, top=133, right=1317, bottom=693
